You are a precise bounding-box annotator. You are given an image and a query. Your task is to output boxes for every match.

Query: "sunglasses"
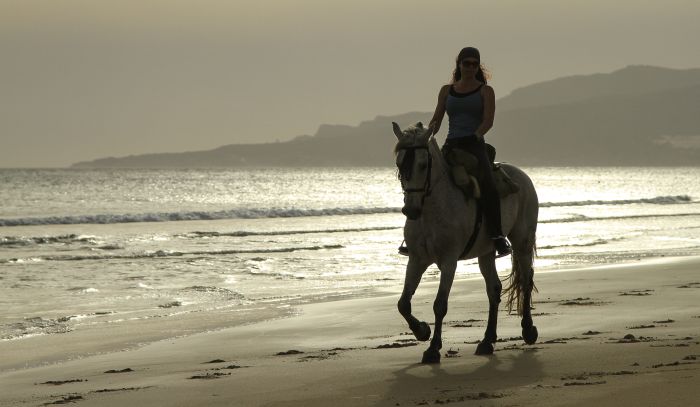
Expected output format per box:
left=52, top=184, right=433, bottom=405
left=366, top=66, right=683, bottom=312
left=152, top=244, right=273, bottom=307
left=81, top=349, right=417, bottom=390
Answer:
left=460, top=60, right=479, bottom=68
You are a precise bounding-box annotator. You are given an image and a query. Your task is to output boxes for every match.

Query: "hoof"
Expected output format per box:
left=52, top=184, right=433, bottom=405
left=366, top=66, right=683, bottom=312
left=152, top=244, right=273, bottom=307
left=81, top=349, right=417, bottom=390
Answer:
left=474, top=341, right=494, bottom=355
left=523, top=325, right=538, bottom=345
left=421, top=348, right=441, bottom=364
left=412, top=321, right=431, bottom=342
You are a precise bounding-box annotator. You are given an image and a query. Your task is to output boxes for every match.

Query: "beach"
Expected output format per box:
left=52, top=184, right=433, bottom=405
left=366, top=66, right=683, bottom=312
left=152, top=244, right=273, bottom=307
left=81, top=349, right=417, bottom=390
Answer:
left=4, top=2, right=700, bottom=404
left=2, top=255, right=699, bottom=406
left=1, top=167, right=699, bottom=405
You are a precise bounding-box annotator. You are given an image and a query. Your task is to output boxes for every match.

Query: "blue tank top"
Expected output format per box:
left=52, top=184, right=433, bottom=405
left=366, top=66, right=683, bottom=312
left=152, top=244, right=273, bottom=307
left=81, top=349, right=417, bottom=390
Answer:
left=446, top=85, right=483, bottom=139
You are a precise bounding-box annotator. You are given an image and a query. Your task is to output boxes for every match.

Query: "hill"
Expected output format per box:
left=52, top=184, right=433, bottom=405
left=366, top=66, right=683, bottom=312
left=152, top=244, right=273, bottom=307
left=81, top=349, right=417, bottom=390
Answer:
left=72, top=66, right=700, bottom=167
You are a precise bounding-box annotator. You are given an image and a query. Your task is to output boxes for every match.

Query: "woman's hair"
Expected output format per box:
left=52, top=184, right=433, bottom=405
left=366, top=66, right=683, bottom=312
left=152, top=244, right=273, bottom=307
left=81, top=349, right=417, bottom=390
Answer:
left=451, top=47, right=491, bottom=84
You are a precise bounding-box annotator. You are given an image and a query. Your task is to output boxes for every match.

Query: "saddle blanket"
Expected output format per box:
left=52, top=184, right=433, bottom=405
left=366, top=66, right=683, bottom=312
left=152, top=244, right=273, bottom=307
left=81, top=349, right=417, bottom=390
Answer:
left=444, top=146, right=519, bottom=199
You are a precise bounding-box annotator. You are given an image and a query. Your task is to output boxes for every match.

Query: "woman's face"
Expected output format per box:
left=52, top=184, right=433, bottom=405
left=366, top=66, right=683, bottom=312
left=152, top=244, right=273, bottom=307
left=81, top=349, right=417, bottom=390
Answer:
left=459, top=58, right=480, bottom=77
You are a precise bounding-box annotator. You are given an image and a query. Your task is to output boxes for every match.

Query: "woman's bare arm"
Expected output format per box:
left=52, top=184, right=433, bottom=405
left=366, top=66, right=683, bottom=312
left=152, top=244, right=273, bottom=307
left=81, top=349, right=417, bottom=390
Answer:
left=428, top=85, right=450, bottom=135
left=475, top=85, right=495, bottom=140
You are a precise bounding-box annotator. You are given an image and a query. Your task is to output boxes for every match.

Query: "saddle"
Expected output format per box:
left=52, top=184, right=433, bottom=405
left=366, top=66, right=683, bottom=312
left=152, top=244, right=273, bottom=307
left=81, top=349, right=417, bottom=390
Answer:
left=443, top=143, right=520, bottom=199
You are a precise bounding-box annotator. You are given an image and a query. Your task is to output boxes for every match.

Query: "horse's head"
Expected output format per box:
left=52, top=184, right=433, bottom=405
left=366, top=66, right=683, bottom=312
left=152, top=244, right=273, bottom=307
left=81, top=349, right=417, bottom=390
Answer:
left=393, top=121, right=433, bottom=220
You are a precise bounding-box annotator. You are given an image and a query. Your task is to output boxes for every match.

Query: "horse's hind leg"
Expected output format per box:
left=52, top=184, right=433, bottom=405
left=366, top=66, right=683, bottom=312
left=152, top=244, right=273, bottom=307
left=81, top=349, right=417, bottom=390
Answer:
left=515, top=244, right=538, bottom=344
left=421, top=260, right=457, bottom=364
left=507, top=232, right=538, bottom=345
left=475, top=252, right=501, bottom=355
left=397, top=258, right=431, bottom=343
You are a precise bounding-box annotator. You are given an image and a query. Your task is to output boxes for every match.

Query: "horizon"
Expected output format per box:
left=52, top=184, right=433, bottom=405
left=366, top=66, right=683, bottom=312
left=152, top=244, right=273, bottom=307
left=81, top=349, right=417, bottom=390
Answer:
left=3, top=63, right=699, bottom=169
left=3, top=1, right=700, bottom=167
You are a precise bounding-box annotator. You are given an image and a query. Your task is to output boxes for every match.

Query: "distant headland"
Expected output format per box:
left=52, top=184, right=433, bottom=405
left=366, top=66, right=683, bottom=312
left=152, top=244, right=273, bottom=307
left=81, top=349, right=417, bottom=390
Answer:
left=72, top=65, right=700, bottom=168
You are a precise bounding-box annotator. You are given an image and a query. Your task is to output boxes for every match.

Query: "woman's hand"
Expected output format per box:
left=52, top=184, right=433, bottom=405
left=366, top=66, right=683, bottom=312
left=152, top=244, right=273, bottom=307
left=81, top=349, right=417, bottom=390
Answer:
left=428, top=121, right=437, bottom=135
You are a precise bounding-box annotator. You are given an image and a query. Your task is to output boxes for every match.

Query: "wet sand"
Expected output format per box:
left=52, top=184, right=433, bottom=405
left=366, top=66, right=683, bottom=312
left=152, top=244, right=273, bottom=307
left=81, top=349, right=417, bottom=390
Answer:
left=2, top=256, right=699, bottom=406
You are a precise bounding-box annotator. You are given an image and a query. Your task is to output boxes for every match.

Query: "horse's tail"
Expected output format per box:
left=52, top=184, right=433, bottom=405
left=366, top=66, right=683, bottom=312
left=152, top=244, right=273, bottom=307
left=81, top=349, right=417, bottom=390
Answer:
left=502, top=236, right=538, bottom=316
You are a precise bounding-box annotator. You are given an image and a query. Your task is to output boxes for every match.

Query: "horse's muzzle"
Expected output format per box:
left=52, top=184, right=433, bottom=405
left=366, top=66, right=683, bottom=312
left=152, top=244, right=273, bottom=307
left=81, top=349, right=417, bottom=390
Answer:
left=402, top=194, right=423, bottom=220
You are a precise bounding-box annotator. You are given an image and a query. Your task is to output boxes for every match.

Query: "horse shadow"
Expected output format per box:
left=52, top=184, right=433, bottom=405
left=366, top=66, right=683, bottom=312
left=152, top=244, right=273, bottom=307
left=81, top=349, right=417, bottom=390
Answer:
left=376, top=348, right=544, bottom=406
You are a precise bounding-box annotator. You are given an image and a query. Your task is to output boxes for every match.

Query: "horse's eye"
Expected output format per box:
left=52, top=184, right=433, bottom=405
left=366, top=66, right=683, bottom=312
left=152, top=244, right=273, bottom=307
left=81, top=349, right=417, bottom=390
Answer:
left=396, top=150, right=406, bottom=167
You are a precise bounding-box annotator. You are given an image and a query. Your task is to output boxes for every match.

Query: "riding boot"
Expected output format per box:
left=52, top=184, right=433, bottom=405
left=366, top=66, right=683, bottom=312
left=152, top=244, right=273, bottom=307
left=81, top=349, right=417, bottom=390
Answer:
left=492, top=236, right=512, bottom=258
left=475, top=146, right=512, bottom=258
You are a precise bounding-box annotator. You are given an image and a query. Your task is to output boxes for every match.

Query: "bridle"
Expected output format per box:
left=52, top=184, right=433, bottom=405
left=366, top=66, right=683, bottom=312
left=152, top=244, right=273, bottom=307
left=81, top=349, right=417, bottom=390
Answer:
left=397, top=144, right=433, bottom=199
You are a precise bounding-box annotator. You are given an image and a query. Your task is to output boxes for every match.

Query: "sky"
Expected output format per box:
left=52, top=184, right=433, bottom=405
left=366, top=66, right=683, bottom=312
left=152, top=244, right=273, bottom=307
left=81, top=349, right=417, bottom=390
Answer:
left=2, top=0, right=700, bottom=167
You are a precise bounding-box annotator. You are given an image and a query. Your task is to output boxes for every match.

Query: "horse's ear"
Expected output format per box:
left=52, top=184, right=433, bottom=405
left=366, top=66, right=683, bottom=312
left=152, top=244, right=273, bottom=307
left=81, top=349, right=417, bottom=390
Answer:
left=392, top=122, right=403, bottom=139
left=416, top=121, right=424, bottom=129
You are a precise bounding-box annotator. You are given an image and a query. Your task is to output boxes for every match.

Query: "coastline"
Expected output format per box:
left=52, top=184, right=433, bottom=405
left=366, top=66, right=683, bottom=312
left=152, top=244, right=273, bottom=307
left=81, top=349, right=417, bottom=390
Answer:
left=2, top=255, right=699, bottom=406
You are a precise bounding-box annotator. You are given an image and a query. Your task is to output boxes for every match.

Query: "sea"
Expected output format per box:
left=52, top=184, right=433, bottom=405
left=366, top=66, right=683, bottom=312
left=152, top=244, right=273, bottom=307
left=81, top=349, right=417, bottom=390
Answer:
left=1, top=167, right=699, bottom=352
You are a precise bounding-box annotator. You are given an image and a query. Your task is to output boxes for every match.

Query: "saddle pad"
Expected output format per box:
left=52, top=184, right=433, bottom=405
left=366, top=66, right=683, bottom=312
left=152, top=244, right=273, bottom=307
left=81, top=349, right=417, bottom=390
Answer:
left=445, top=148, right=519, bottom=199
left=493, top=165, right=520, bottom=197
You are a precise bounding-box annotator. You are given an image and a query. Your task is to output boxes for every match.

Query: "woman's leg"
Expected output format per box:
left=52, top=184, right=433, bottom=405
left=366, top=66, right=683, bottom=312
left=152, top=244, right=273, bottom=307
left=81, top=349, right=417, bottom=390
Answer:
left=464, top=141, right=511, bottom=256
left=465, top=141, right=502, bottom=237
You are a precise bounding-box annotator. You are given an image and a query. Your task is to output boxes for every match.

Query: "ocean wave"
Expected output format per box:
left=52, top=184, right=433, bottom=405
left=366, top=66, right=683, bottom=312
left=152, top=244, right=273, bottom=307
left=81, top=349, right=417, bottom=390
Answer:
left=541, top=212, right=700, bottom=224
left=539, top=195, right=693, bottom=208
left=0, top=244, right=344, bottom=263
left=0, top=234, right=98, bottom=247
left=538, top=237, right=625, bottom=250
left=180, top=286, right=245, bottom=300
left=0, top=195, right=692, bottom=227
left=0, top=207, right=402, bottom=227
left=1, top=316, right=73, bottom=341
left=184, top=226, right=401, bottom=238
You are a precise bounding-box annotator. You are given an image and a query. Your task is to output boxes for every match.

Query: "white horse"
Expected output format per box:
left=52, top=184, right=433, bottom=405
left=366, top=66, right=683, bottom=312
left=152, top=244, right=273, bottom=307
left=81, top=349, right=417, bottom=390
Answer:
left=393, top=122, right=539, bottom=363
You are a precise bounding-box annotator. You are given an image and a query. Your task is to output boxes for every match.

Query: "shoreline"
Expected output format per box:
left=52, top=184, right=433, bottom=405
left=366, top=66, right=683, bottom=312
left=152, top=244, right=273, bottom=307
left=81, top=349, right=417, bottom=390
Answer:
left=0, top=254, right=694, bottom=372
left=2, top=255, right=699, bottom=406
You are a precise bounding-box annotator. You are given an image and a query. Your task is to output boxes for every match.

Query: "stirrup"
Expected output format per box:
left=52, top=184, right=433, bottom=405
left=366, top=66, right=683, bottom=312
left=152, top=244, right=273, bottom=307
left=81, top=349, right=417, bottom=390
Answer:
left=398, top=240, right=409, bottom=256
left=492, top=236, right=512, bottom=258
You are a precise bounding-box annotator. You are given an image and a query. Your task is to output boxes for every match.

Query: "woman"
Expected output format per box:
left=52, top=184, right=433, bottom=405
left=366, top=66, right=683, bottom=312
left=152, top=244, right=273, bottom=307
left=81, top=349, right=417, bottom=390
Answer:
left=428, top=46, right=511, bottom=257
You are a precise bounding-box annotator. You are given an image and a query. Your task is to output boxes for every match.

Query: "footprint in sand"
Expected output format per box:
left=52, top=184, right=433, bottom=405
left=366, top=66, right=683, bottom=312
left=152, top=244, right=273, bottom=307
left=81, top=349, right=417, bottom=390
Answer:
left=275, top=350, right=304, bottom=356
left=203, top=358, right=226, bottom=363
left=563, top=381, right=606, bottom=386
left=561, top=371, right=635, bottom=381
left=374, top=342, right=418, bottom=349
left=44, top=395, right=84, bottom=405
left=612, top=334, right=656, bottom=343
left=619, top=289, right=654, bottom=296
left=653, top=319, right=675, bottom=324
left=450, top=319, right=484, bottom=328
left=651, top=360, right=698, bottom=368
left=559, top=297, right=604, bottom=305
left=420, top=392, right=504, bottom=405
left=104, top=368, right=134, bottom=373
left=188, top=372, right=231, bottom=380
left=199, top=359, right=248, bottom=370
left=560, top=371, right=636, bottom=387
left=39, top=379, right=86, bottom=385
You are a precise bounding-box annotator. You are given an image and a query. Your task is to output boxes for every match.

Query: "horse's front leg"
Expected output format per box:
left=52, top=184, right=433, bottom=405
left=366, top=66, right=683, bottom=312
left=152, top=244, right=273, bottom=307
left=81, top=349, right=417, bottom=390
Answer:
left=398, top=258, right=432, bottom=342
left=421, top=260, right=457, bottom=364
left=475, top=252, right=501, bottom=355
